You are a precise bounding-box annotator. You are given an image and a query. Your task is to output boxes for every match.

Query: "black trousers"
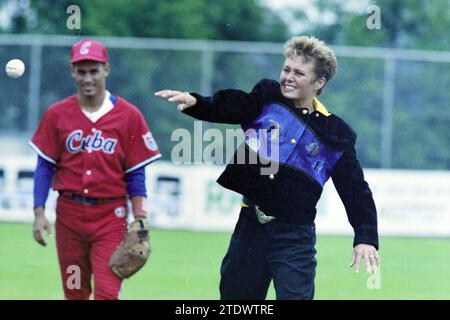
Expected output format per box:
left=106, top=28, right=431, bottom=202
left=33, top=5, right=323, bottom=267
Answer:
left=220, top=206, right=317, bottom=300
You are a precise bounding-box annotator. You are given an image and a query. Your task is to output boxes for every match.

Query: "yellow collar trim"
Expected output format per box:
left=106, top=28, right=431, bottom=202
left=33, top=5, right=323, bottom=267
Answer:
left=313, top=97, right=331, bottom=116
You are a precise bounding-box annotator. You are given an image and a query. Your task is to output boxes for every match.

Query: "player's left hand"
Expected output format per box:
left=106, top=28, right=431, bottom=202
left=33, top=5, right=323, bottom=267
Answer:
left=109, top=218, right=150, bottom=279
left=349, top=244, right=380, bottom=273
left=154, top=90, right=197, bottom=111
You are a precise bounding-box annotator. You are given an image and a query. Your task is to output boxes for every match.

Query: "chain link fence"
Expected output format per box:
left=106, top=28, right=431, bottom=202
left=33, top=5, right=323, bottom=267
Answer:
left=1, top=34, right=449, bottom=169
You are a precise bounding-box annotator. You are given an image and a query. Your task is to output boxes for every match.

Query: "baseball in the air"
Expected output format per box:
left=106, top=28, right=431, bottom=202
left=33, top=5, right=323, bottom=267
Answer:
left=5, top=59, right=26, bottom=78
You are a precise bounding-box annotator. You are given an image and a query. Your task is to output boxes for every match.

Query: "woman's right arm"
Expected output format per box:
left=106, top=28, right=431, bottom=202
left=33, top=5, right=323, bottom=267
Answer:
left=155, top=79, right=276, bottom=124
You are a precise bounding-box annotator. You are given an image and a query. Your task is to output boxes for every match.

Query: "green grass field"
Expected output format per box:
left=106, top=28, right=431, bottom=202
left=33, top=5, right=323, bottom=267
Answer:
left=1, top=222, right=449, bottom=300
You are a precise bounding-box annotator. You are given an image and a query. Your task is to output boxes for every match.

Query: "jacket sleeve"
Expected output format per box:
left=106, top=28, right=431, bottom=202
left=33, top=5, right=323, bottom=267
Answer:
left=331, top=142, right=379, bottom=250
left=182, top=79, right=277, bottom=124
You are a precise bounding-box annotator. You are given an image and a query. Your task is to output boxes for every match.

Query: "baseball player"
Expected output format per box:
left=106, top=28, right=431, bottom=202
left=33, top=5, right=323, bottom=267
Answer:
left=156, top=35, right=380, bottom=300
left=30, top=39, right=161, bottom=300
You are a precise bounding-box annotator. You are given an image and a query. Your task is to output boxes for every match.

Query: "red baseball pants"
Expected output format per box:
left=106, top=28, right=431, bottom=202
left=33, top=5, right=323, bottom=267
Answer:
left=55, top=195, right=127, bottom=300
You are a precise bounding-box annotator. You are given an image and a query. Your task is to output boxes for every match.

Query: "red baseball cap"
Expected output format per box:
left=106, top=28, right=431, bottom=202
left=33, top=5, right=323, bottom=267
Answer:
left=70, top=39, right=108, bottom=64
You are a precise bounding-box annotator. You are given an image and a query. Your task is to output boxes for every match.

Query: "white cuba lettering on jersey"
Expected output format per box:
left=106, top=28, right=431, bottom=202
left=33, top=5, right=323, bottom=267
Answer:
left=142, top=131, right=158, bottom=151
left=80, top=41, right=92, bottom=55
left=66, top=129, right=117, bottom=154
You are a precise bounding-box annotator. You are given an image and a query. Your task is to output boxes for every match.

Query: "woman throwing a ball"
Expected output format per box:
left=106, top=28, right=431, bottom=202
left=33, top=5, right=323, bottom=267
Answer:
left=156, top=35, right=380, bottom=300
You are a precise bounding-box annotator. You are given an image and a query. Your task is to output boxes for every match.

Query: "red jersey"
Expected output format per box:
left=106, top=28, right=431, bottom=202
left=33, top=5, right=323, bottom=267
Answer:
left=30, top=92, right=161, bottom=198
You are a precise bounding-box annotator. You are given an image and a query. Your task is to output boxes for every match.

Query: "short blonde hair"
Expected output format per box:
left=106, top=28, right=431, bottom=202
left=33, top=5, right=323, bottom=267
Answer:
left=284, top=36, right=337, bottom=95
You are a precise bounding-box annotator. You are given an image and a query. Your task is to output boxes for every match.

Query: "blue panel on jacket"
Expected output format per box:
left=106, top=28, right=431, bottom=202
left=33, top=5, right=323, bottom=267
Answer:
left=242, top=103, right=344, bottom=187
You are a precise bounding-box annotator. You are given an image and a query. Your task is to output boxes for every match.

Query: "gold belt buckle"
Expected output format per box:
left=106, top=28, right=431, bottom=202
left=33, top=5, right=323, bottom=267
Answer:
left=254, top=205, right=276, bottom=224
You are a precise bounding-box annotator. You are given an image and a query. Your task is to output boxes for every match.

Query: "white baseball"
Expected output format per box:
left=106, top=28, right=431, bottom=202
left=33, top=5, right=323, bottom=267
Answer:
left=5, top=59, right=25, bottom=78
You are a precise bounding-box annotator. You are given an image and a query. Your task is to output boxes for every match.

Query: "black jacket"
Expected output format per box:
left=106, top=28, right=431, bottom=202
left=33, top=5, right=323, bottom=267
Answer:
left=184, top=79, right=378, bottom=249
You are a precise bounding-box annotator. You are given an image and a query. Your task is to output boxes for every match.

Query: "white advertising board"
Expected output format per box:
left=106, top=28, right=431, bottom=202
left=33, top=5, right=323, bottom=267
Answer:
left=1, top=155, right=449, bottom=237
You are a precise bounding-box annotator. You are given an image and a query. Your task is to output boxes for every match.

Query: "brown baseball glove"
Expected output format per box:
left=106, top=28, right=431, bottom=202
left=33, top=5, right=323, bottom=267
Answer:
left=109, top=218, right=151, bottom=279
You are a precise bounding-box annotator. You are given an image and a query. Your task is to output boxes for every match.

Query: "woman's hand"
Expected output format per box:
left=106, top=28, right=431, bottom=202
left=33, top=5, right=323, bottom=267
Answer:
left=155, top=90, right=197, bottom=111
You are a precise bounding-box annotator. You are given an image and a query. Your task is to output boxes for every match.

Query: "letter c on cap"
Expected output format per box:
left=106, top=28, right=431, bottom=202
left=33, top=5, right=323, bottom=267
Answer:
left=80, top=41, right=92, bottom=55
